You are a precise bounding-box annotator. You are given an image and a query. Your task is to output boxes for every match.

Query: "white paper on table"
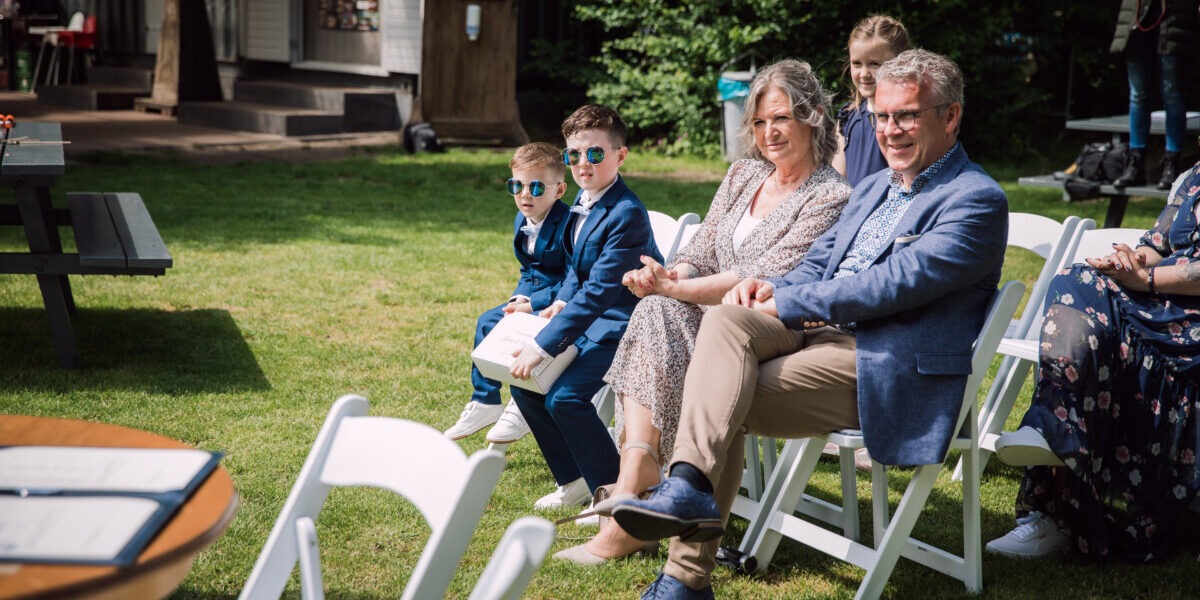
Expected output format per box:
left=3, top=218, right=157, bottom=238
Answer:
left=0, top=496, right=160, bottom=562
left=0, top=447, right=214, bottom=494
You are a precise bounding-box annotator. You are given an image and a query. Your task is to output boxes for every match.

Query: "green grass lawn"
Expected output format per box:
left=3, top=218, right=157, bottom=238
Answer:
left=2, top=147, right=1199, bottom=599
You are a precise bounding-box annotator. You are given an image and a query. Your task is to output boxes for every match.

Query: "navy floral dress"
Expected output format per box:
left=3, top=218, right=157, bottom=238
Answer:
left=1018, top=162, right=1200, bottom=561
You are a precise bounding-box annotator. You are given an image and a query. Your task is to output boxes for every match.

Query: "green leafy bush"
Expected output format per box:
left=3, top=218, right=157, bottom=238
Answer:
left=570, top=1, right=1128, bottom=161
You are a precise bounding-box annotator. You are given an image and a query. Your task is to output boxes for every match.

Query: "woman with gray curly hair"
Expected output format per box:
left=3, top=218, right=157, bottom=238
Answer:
left=554, top=58, right=851, bottom=564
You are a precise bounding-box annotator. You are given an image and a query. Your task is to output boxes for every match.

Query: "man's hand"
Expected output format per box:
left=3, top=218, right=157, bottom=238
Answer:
left=540, top=302, right=565, bottom=319
left=510, top=345, right=545, bottom=379
left=723, top=277, right=774, bottom=306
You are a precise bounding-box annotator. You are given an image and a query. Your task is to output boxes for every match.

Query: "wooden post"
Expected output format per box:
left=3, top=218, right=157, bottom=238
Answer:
left=136, top=0, right=222, bottom=114
left=419, top=0, right=528, bottom=145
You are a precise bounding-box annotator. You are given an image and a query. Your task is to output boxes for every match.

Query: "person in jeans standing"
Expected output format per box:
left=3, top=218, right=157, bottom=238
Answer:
left=1110, top=0, right=1199, bottom=189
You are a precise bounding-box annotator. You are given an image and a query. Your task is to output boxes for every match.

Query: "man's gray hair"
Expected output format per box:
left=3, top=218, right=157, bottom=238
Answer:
left=738, top=59, right=837, bottom=166
left=878, top=49, right=964, bottom=121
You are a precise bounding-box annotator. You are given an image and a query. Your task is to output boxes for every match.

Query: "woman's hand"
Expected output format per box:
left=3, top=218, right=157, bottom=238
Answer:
left=622, top=255, right=678, bottom=298
left=510, top=345, right=544, bottom=379
left=540, top=303, right=564, bottom=319
left=1087, top=243, right=1151, bottom=292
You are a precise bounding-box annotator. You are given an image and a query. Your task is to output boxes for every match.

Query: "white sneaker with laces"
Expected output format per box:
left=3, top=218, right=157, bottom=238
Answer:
left=534, top=477, right=591, bottom=510
left=443, top=402, right=504, bottom=441
left=995, top=426, right=1066, bottom=467
left=486, top=400, right=532, bottom=444
left=985, top=511, right=1069, bottom=558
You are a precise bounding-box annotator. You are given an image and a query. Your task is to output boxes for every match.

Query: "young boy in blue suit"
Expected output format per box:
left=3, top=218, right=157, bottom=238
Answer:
left=445, top=142, right=571, bottom=442
left=509, top=105, right=663, bottom=509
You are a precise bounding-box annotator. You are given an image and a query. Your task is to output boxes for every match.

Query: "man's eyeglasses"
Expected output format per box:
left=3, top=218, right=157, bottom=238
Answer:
left=506, top=178, right=549, bottom=197
left=868, top=103, right=950, bottom=132
left=562, top=146, right=612, bottom=166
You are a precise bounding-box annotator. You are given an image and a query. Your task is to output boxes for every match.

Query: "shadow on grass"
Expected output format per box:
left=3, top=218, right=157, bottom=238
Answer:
left=0, top=307, right=269, bottom=393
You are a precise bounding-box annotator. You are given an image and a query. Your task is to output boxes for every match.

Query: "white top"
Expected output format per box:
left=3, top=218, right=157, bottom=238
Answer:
left=730, top=204, right=763, bottom=252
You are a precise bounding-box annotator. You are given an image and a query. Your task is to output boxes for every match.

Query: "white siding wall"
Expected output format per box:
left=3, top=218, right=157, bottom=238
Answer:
left=382, top=0, right=422, bottom=75
left=245, top=0, right=292, bottom=61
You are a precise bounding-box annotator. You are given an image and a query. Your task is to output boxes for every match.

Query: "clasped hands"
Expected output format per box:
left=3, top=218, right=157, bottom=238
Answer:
left=1085, top=242, right=1151, bottom=292
left=622, top=255, right=677, bottom=298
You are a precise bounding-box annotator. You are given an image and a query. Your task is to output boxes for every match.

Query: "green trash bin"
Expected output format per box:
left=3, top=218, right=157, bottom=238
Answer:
left=15, top=48, right=31, bottom=92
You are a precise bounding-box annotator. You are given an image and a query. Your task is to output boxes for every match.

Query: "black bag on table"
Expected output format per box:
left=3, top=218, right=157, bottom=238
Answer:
left=1058, top=141, right=1127, bottom=200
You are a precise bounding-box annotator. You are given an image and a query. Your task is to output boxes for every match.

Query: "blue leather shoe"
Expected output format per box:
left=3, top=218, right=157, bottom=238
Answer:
left=611, top=476, right=723, bottom=542
left=641, top=572, right=714, bottom=600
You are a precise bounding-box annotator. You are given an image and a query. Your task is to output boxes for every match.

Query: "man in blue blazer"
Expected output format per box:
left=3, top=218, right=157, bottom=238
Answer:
left=613, top=51, right=1009, bottom=599
left=509, top=105, right=663, bottom=510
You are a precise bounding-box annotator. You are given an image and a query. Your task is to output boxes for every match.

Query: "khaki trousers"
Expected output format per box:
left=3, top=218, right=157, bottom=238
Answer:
left=665, top=304, right=859, bottom=590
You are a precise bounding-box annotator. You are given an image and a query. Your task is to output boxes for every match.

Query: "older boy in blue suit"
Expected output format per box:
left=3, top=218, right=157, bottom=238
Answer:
left=509, top=105, right=663, bottom=510
left=614, top=50, right=1009, bottom=599
left=445, top=143, right=571, bottom=442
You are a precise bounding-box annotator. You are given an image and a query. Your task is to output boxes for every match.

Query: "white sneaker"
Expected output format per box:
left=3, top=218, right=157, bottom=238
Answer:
left=444, top=402, right=504, bottom=441
left=534, top=477, right=591, bottom=510
left=574, top=500, right=600, bottom=527
left=485, top=400, right=532, bottom=444
left=985, top=511, right=1069, bottom=558
left=995, top=426, right=1066, bottom=467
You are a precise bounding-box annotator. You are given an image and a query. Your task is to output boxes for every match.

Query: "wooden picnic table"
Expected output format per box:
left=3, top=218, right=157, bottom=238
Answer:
left=0, top=121, right=172, bottom=368
left=1019, top=114, right=1200, bottom=228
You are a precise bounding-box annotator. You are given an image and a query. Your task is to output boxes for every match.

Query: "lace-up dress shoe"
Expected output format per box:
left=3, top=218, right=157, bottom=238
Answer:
left=640, top=572, right=713, bottom=600
left=611, top=477, right=722, bottom=542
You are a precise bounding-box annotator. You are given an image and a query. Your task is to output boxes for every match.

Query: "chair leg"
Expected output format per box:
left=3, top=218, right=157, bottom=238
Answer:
left=741, top=438, right=824, bottom=569
left=31, top=41, right=47, bottom=93
left=871, top=461, right=888, bottom=545
left=295, top=517, right=325, bottom=600
left=856, top=465, right=938, bottom=600
left=838, top=447, right=860, bottom=541
left=960, top=446, right=983, bottom=593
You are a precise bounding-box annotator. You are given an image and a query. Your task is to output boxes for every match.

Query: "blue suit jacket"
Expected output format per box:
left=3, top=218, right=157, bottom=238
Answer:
left=536, top=175, right=663, bottom=355
left=770, top=146, right=1008, bottom=466
left=511, top=201, right=570, bottom=311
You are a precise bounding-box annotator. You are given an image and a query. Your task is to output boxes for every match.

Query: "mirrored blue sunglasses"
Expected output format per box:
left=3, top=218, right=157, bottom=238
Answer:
left=562, top=146, right=608, bottom=166
left=506, top=178, right=548, bottom=197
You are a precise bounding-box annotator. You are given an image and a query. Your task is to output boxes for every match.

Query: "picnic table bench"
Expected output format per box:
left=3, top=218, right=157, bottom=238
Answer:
left=0, top=122, right=172, bottom=368
left=1019, top=114, right=1199, bottom=228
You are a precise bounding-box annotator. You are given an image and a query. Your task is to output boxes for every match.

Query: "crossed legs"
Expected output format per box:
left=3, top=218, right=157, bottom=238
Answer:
left=662, top=304, right=859, bottom=589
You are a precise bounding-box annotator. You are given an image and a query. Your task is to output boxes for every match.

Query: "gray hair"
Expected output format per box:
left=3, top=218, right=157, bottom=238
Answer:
left=738, top=59, right=837, bottom=166
left=877, top=49, right=964, bottom=133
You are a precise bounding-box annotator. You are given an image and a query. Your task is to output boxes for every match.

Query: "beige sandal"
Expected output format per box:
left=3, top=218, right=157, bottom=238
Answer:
left=554, top=441, right=661, bottom=525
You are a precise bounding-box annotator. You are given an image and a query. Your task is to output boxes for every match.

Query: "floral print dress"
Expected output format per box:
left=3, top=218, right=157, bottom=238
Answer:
left=604, top=159, right=850, bottom=462
left=1018, top=162, right=1200, bottom=560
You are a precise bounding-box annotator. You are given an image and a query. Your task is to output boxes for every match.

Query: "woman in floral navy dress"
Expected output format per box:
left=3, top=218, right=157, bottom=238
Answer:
left=988, top=161, right=1200, bottom=561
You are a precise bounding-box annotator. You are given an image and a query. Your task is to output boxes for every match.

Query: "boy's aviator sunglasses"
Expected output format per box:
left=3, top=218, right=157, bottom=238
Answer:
left=562, top=146, right=612, bottom=166
left=506, top=178, right=547, bottom=197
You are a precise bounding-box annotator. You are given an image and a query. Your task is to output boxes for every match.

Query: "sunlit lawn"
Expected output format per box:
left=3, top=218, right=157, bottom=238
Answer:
left=1, top=146, right=1198, bottom=599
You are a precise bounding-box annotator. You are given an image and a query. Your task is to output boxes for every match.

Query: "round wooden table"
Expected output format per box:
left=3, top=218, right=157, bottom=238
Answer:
left=0, top=416, right=238, bottom=600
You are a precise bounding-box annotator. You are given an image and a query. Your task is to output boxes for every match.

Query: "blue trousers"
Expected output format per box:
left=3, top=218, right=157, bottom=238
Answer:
left=469, top=304, right=506, bottom=405
left=1126, top=37, right=1185, bottom=152
left=510, top=336, right=621, bottom=492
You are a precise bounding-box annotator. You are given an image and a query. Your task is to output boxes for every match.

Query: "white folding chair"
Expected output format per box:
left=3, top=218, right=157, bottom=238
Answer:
left=951, top=214, right=1082, bottom=480
left=648, top=210, right=701, bottom=263
left=467, top=516, right=555, bottom=600
left=240, top=394, right=506, bottom=600
left=737, top=281, right=1024, bottom=599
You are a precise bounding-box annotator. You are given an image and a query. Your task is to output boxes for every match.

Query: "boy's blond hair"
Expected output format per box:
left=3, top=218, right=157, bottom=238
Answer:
left=510, top=142, right=565, bottom=174
left=561, top=104, right=627, bottom=147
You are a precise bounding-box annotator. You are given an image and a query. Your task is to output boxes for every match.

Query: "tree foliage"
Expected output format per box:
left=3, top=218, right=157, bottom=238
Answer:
left=568, top=1, right=1128, bottom=160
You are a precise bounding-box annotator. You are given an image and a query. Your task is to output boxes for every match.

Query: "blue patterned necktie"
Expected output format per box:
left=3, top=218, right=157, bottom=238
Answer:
left=520, top=224, right=539, bottom=237
left=570, top=204, right=591, bottom=217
